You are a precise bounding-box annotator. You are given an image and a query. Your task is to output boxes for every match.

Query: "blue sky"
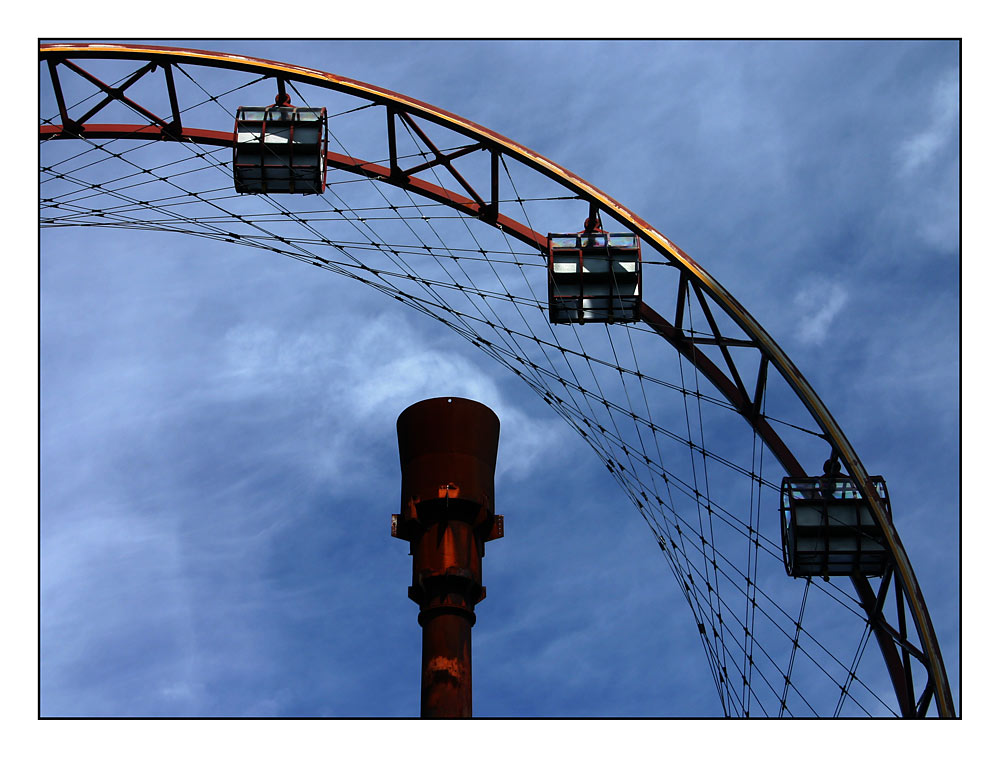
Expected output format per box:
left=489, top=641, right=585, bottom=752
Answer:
left=38, top=39, right=959, bottom=723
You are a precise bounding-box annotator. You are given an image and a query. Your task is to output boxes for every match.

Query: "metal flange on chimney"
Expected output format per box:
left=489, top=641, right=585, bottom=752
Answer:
left=391, top=397, right=503, bottom=718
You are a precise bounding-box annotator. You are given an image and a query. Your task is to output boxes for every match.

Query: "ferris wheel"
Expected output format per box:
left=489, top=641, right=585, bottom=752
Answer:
left=39, top=42, right=956, bottom=717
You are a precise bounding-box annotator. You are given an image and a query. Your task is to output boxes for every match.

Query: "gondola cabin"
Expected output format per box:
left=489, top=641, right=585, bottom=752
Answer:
left=780, top=475, right=892, bottom=578
left=233, top=104, right=327, bottom=194
left=547, top=230, right=641, bottom=324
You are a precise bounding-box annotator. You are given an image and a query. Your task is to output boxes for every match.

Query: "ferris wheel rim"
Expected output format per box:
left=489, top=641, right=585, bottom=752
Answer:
left=35, top=43, right=864, bottom=470
left=39, top=41, right=954, bottom=716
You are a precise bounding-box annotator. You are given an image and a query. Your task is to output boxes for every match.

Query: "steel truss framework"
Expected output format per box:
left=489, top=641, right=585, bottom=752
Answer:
left=39, top=43, right=955, bottom=717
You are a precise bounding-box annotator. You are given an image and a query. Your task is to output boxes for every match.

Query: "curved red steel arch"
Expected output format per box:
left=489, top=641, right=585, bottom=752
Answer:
left=39, top=42, right=954, bottom=717
left=39, top=121, right=803, bottom=477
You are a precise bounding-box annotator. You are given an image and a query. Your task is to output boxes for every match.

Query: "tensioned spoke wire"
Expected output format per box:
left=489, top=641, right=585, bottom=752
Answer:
left=43, top=136, right=260, bottom=242
left=41, top=70, right=820, bottom=524
left=172, top=63, right=271, bottom=115
left=676, top=537, right=812, bottom=714
left=486, top=151, right=627, bottom=470
left=285, top=89, right=588, bottom=439
left=45, top=77, right=820, bottom=486
left=164, top=197, right=574, bottom=222
left=42, top=134, right=173, bottom=180
left=382, top=131, right=788, bottom=708
left=779, top=581, right=812, bottom=716
left=289, top=239, right=544, bottom=265
left=600, top=430, right=804, bottom=716
left=183, top=77, right=490, bottom=343
left=322, top=232, right=884, bottom=708
left=41, top=56, right=910, bottom=717
left=43, top=123, right=880, bottom=696
left=48, top=88, right=499, bottom=368
left=327, top=112, right=569, bottom=421
left=688, top=290, right=735, bottom=713
left=667, top=504, right=876, bottom=696
left=46, top=142, right=801, bottom=551
left=836, top=626, right=875, bottom=717
left=677, top=546, right=888, bottom=716
left=603, top=320, right=694, bottom=621
left=182, top=224, right=803, bottom=566
left=43, top=140, right=230, bottom=195
left=601, top=275, right=740, bottom=701
left=387, top=120, right=559, bottom=394
left=675, top=282, right=730, bottom=712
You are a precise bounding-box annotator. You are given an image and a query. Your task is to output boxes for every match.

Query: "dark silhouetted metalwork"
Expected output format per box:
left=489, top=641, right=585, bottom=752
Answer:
left=548, top=213, right=641, bottom=324
left=234, top=92, right=327, bottom=194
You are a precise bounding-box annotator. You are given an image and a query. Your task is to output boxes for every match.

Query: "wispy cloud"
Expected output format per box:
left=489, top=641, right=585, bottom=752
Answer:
left=791, top=278, right=849, bottom=345
left=892, top=69, right=959, bottom=253
left=896, top=73, right=959, bottom=176
left=218, top=310, right=564, bottom=483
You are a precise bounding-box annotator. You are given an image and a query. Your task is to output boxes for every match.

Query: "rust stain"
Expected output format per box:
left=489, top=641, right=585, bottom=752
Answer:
left=426, top=656, right=464, bottom=680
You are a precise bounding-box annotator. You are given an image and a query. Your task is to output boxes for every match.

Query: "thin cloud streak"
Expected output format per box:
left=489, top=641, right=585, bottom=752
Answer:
left=792, top=278, right=849, bottom=345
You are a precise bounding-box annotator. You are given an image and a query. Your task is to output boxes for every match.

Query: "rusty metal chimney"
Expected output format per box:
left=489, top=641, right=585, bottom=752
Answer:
left=391, top=397, right=503, bottom=718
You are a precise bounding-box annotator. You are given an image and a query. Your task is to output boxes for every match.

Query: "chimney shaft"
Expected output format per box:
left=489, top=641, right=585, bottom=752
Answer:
left=391, top=397, right=503, bottom=718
